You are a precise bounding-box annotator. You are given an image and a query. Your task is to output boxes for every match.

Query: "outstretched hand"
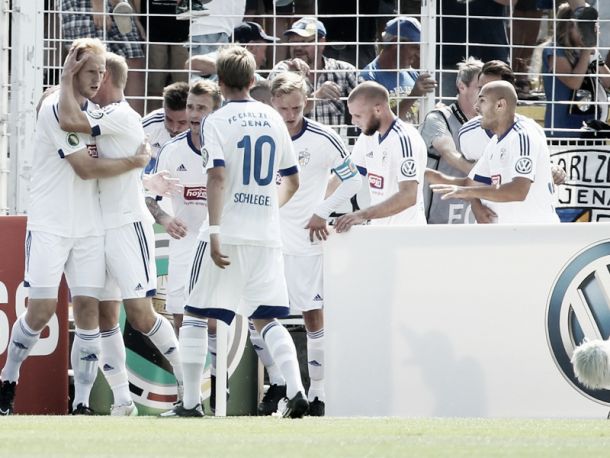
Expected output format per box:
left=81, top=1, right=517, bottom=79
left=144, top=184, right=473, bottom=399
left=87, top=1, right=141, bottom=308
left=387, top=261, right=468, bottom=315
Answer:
left=143, top=170, right=184, bottom=197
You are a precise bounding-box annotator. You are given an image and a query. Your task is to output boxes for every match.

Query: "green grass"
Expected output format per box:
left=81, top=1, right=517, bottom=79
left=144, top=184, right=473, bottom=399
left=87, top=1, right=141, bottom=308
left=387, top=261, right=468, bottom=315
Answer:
left=1, top=417, right=610, bottom=457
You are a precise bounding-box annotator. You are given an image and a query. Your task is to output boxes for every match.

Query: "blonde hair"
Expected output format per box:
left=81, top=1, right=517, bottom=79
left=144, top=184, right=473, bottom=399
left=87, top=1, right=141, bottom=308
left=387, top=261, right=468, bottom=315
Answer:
left=69, top=37, right=106, bottom=60
left=104, top=52, right=128, bottom=89
left=190, top=80, right=222, bottom=110
left=347, top=81, right=389, bottom=105
left=216, top=45, right=256, bottom=91
left=270, top=72, right=308, bottom=98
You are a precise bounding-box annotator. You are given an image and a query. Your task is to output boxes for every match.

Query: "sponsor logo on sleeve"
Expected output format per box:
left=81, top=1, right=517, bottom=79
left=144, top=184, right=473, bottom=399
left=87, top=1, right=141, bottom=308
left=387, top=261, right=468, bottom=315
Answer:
left=201, top=148, right=209, bottom=168
left=67, top=133, right=80, bottom=147
left=515, top=157, right=533, bottom=174
left=88, top=109, right=104, bottom=119
left=400, top=158, right=417, bottom=178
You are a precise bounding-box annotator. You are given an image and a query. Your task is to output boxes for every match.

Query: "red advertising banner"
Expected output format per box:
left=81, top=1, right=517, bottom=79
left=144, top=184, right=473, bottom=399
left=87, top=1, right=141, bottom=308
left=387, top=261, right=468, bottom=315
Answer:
left=0, top=216, right=69, bottom=414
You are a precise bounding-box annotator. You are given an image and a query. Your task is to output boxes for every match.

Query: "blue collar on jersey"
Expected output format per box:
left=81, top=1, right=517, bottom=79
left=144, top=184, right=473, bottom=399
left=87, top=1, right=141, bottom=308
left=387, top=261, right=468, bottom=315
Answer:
left=291, top=118, right=308, bottom=141
left=378, top=117, right=398, bottom=144
left=496, top=121, right=518, bottom=143
left=186, top=130, right=201, bottom=155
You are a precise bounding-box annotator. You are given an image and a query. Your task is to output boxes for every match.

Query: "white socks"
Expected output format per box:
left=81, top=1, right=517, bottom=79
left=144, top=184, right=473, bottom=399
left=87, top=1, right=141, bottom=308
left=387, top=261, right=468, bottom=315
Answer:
left=208, top=332, right=217, bottom=377
left=71, top=327, right=101, bottom=409
left=100, top=325, right=132, bottom=407
left=248, top=321, right=285, bottom=386
left=179, top=317, right=208, bottom=409
left=145, top=314, right=183, bottom=385
left=306, top=328, right=325, bottom=402
left=0, top=315, right=41, bottom=383
left=261, top=321, right=304, bottom=399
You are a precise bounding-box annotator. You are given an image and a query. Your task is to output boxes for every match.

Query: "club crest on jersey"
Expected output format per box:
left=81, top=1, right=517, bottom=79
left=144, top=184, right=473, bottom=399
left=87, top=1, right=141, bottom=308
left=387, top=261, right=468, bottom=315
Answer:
left=298, top=149, right=310, bottom=167
left=184, top=186, right=207, bottom=201
left=400, top=159, right=417, bottom=178
left=515, top=157, right=533, bottom=174
left=201, top=148, right=209, bottom=168
left=66, top=132, right=80, bottom=147
left=382, top=150, right=389, bottom=165
left=369, top=173, right=384, bottom=189
left=87, top=143, right=98, bottom=158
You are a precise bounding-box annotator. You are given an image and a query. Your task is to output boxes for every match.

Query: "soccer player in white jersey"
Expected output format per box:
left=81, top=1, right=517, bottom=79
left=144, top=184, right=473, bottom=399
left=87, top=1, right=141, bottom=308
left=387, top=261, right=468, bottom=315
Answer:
left=172, top=45, right=308, bottom=418
left=147, top=80, right=221, bottom=331
left=0, top=38, right=150, bottom=416
left=142, top=81, right=189, bottom=174
left=247, top=72, right=361, bottom=417
left=146, top=81, right=225, bottom=414
left=58, top=50, right=186, bottom=412
left=431, top=81, right=560, bottom=224
left=335, top=81, right=427, bottom=232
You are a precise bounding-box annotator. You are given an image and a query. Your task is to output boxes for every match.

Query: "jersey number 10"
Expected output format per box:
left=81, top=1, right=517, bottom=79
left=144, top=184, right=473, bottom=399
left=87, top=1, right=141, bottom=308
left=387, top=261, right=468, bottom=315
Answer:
left=238, top=135, right=276, bottom=186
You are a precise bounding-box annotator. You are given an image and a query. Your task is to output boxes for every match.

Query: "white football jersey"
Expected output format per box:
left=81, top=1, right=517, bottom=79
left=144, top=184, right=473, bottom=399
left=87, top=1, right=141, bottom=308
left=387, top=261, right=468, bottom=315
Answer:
left=468, top=118, right=559, bottom=224
left=458, top=114, right=544, bottom=162
left=153, top=129, right=207, bottom=262
left=280, top=118, right=358, bottom=256
left=142, top=108, right=172, bottom=173
left=87, top=100, right=153, bottom=229
left=200, top=99, right=298, bottom=247
left=351, top=118, right=427, bottom=225
left=27, top=93, right=104, bottom=237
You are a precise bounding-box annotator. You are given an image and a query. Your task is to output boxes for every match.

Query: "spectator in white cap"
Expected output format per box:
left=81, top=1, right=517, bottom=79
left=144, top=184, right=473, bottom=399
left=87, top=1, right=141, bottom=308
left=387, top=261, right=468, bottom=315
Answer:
left=268, top=17, right=361, bottom=132
left=361, top=16, right=436, bottom=122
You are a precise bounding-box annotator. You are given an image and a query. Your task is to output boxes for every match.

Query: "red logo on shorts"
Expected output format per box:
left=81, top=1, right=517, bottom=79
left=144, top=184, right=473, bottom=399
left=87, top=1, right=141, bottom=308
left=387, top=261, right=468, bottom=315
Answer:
left=87, top=144, right=98, bottom=158
left=184, top=186, right=207, bottom=201
left=368, top=173, right=384, bottom=189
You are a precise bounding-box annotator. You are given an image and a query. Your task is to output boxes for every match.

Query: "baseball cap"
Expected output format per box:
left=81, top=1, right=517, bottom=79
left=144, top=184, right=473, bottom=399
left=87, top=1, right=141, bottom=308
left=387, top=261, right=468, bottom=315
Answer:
left=284, top=17, right=327, bottom=38
left=233, top=21, right=278, bottom=43
left=574, top=6, right=598, bottom=48
left=384, top=16, right=421, bottom=42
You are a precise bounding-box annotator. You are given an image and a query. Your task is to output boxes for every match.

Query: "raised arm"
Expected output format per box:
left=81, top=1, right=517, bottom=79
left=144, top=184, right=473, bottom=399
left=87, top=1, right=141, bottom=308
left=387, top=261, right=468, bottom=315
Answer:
left=58, top=48, right=94, bottom=134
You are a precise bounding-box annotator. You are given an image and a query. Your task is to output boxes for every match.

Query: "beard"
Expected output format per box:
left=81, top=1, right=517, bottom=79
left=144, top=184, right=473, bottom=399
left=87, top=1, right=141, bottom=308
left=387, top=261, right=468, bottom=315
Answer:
left=362, top=116, right=381, bottom=136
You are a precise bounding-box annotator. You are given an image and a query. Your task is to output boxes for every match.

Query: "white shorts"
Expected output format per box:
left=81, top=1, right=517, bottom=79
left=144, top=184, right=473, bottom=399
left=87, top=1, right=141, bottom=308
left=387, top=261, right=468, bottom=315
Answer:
left=185, top=243, right=289, bottom=325
left=104, top=222, right=157, bottom=300
left=25, top=230, right=105, bottom=299
left=164, top=234, right=199, bottom=314
left=165, top=260, right=189, bottom=314
left=284, top=254, right=324, bottom=312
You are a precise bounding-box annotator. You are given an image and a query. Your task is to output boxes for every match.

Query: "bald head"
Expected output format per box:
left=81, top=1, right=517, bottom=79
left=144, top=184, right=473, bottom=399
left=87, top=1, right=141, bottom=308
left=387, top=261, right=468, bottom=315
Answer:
left=480, top=80, right=517, bottom=109
left=348, top=81, right=389, bottom=105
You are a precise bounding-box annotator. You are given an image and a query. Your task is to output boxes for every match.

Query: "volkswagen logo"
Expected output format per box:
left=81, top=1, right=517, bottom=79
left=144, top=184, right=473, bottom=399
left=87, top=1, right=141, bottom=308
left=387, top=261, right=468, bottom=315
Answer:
left=400, top=158, right=417, bottom=178
left=515, top=157, right=533, bottom=174
left=547, top=240, right=610, bottom=404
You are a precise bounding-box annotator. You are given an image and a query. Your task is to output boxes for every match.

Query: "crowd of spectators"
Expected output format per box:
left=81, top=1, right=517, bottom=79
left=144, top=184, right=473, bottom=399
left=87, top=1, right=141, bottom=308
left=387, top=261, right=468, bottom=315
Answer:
left=50, top=0, right=610, bottom=139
